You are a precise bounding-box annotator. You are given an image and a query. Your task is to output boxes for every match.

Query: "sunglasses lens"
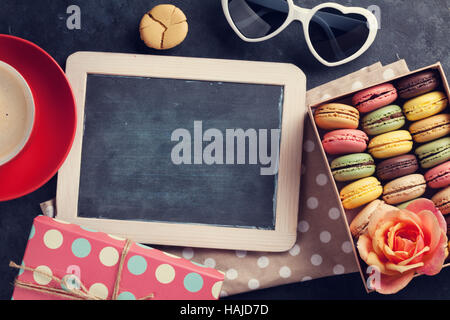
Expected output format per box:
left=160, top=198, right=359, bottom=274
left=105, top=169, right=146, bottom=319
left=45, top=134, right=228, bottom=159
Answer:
left=227, top=0, right=289, bottom=39
left=308, top=8, right=370, bottom=63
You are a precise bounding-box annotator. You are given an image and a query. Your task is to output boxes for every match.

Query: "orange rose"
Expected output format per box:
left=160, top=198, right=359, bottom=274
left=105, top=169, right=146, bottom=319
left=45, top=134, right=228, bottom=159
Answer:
left=357, top=198, right=448, bottom=294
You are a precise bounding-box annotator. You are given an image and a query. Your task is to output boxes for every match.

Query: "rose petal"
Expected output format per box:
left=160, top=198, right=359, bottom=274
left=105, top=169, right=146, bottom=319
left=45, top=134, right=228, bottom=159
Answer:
left=398, top=237, right=416, bottom=254
left=409, top=235, right=425, bottom=265
left=397, top=245, right=429, bottom=266
left=383, top=244, right=408, bottom=264
left=406, top=198, right=437, bottom=214
left=376, top=211, right=423, bottom=262
left=407, top=198, right=447, bottom=234
left=417, top=210, right=442, bottom=253
left=373, top=271, right=415, bottom=295
left=417, top=231, right=448, bottom=276
left=388, top=223, right=405, bottom=249
left=381, top=210, right=423, bottom=238
left=358, top=235, right=399, bottom=276
left=386, top=261, right=424, bottom=273
left=366, top=252, right=397, bottom=276
left=357, top=234, right=372, bottom=261
left=374, top=220, right=396, bottom=258
left=367, top=204, right=397, bottom=238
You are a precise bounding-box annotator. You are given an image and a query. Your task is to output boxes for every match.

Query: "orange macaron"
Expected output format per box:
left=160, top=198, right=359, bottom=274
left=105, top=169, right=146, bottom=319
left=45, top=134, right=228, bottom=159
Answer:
left=314, top=103, right=359, bottom=130
left=409, top=114, right=450, bottom=143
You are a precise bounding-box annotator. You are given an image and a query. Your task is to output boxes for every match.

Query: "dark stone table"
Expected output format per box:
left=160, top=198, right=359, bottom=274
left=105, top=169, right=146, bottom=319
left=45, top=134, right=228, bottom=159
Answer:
left=1, top=0, right=449, bottom=300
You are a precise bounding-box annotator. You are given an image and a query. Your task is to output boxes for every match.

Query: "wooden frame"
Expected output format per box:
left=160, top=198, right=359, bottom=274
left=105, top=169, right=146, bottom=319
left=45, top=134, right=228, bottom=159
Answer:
left=56, top=52, right=306, bottom=252
left=308, top=62, right=450, bottom=292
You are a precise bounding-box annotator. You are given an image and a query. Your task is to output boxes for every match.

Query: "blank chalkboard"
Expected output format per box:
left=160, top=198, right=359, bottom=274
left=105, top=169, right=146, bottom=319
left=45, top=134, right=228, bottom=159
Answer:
left=78, top=74, right=282, bottom=229
left=57, top=52, right=306, bottom=251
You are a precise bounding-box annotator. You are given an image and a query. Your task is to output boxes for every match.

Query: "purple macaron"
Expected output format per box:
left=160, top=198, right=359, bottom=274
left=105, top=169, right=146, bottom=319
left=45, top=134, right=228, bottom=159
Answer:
left=376, top=154, right=419, bottom=181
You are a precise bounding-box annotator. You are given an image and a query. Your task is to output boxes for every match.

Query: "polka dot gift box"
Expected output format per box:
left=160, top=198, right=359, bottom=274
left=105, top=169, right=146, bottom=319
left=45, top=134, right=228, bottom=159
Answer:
left=11, top=216, right=224, bottom=300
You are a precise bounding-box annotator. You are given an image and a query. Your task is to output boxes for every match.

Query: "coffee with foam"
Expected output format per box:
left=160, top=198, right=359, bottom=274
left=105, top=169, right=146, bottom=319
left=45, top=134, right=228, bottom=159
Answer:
left=0, top=61, right=35, bottom=166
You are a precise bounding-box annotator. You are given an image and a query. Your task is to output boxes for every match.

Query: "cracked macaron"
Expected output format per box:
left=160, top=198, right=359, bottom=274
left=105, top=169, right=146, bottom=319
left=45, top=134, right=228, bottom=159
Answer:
left=352, top=83, right=398, bottom=113
left=314, top=103, right=359, bottom=130
left=331, top=153, right=376, bottom=182
left=382, top=174, right=427, bottom=205
left=140, top=4, right=188, bottom=50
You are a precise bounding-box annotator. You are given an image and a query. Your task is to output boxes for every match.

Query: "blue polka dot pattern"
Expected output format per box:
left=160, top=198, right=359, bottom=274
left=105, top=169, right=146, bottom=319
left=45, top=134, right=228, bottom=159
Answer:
left=137, top=243, right=153, bottom=250
left=127, top=255, right=147, bottom=275
left=71, top=238, right=91, bottom=258
left=28, top=225, right=35, bottom=240
left=80, top=226, right=98, bottom=232
left=184, top=273, right=204, bottom=293
left=192, top=261, right=208, bottom=268
left=18, top=262, right=25, bottom=276
left=117, top=292, right=136, bottom=300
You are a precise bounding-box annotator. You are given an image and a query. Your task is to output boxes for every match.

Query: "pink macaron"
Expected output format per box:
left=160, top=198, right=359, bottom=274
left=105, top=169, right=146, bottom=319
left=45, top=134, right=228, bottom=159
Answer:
left=425, top=161, right=450, bottom=189
left=322, top=129, right=369, bottom=155
left=352, top=83, right=398, bottom=113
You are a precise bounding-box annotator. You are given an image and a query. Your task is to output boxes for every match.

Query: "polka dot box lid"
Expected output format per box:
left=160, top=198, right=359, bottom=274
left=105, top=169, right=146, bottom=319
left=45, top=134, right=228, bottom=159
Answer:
left=12, top=216, right=224, bottom=300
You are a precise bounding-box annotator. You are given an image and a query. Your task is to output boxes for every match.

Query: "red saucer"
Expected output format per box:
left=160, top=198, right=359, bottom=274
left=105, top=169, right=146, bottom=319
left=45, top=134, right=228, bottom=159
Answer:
left=0, top=35, right=77, bottom=201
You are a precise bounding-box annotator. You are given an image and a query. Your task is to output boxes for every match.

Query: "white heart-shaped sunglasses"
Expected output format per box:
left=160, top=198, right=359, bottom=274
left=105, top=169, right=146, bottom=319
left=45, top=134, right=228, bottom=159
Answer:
left=222, top=0, right=379, bottom=67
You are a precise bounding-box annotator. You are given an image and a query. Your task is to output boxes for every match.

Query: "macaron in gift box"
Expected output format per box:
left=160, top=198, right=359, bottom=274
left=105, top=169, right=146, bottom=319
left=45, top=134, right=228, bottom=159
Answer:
left=310, top=63, right=449, bottom=210
left=396, top=70, right=440, bottom=100
left=308, top=62, right=450, bottom=294
left=368, top=130, right=413, bottom=159
left=376, top=154, right=419, bottom=181
left=321, top=129, right=368, bottom=155
left=352, top=83, right=398, bottom=113
left=409, top=114, right=450, bottom=143
left=331, top=153, right=375, bottom=182
left=403, top=91, right=448, bottom=121
left=415, top=137, right=450, bottom=169
left=382, top=173, right=427, bottom=205
left=361, top=105, right=406, bottom=136
left=425, top=161, right=450, bottom=189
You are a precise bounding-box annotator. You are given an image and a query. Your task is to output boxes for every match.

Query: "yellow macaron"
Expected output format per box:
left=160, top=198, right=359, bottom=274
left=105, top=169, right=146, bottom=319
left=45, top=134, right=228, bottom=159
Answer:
left=340, top=177, right=383, bottom=210
left=403, top=91, right=448, bottom=121
left=368, top=130, right=413, bottom=159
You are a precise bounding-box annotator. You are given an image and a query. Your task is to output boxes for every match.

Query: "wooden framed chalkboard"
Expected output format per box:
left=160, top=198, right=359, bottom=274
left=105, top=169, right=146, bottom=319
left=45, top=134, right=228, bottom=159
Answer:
left=56, top=52, right=306, bottom=252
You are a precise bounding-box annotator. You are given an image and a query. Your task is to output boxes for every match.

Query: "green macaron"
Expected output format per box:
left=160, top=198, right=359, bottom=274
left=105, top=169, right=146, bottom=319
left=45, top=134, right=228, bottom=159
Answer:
left=331, top=153, right=376, bottom=182
left=415, top=137, right=450, bottom=169
left=361, top=105, right=406, bottom=136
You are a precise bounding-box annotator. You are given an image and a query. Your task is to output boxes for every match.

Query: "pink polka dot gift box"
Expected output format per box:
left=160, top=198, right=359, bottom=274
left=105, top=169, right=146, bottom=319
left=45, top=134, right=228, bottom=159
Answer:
left=10, top=216, right=224, bottom=300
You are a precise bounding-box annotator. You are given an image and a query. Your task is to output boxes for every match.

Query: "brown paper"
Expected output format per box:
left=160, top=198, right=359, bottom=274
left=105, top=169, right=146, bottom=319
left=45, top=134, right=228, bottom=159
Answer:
left=43, top=60, right=410, bottom=297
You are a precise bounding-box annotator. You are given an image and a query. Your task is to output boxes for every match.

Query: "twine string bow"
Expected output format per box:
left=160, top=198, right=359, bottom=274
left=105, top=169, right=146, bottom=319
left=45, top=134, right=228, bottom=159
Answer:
left=9, top=239, right=154, bottom=300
